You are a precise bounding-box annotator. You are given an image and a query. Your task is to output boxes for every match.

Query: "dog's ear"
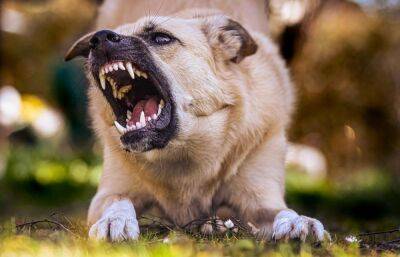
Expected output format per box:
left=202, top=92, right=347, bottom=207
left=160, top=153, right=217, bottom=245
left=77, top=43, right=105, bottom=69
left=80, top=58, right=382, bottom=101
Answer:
left=65, top=32, right=95, bottom=61
left=203, top=16, right=258, bottom=63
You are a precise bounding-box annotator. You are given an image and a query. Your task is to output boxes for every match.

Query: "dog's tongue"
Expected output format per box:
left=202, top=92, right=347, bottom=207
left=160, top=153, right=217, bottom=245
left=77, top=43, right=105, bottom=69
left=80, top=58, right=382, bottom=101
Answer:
left=128, top=96, right=159, bottom=125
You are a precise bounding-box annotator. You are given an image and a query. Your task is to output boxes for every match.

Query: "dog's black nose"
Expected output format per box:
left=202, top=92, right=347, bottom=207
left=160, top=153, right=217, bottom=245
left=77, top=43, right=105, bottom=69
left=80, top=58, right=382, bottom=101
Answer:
left=89, top=30, right=121, bottom=49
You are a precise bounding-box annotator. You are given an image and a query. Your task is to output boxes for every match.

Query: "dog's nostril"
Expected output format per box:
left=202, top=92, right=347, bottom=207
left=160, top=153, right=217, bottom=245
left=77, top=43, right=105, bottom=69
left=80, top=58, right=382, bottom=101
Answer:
left=89, top=36, right=100, bottom=49
left=106, top=33, right=121, bottom=43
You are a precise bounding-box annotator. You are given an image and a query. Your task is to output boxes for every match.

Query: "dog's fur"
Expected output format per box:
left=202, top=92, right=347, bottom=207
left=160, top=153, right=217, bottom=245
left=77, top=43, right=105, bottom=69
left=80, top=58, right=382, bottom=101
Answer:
left=66, top=2, right=327, bottom=241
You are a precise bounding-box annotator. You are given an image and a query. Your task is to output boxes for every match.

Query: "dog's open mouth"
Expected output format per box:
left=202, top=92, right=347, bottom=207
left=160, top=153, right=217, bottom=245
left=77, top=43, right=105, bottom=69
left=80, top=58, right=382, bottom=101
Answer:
left=96, top=60, right=171, bottom=137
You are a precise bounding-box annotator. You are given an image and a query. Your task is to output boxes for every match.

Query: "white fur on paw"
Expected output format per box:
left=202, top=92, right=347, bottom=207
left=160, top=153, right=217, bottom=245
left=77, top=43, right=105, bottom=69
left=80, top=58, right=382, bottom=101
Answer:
left=272, top=209, right=327, bottom=242
left=88, top=199, right=139, bottom=242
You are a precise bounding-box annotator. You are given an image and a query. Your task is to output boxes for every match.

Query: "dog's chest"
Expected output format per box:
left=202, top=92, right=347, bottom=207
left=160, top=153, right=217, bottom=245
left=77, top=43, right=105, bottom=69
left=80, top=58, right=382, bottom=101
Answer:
left=149, top=180, right=220, bottom=226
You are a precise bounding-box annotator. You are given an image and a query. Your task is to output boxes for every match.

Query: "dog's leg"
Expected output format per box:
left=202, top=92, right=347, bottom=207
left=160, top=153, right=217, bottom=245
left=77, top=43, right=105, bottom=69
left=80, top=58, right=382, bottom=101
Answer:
left=221, top=131, right=328, bottom=241
left=86, top=152, right=149, bottom=241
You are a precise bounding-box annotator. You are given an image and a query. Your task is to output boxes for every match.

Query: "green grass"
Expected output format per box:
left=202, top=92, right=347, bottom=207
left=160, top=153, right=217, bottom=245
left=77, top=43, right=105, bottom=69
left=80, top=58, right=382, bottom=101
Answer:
left=0, top=224, right=384, bottom=257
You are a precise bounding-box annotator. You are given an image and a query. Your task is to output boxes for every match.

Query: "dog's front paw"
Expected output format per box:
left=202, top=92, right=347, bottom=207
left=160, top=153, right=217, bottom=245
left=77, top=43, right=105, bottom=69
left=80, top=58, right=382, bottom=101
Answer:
left=272, top=209, right=329, bottom=242
left=88, top=199, right=139, bottom=242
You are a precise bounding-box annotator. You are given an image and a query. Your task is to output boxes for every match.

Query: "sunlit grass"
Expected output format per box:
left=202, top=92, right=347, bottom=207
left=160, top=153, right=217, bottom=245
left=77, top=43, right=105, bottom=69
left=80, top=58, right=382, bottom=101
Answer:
left=0, top=229, right=388, bottom=257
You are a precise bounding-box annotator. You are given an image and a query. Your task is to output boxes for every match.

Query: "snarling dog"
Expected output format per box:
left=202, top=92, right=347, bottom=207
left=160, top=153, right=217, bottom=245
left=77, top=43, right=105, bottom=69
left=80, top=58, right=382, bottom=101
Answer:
left=65, top=9, right=328, bottom=242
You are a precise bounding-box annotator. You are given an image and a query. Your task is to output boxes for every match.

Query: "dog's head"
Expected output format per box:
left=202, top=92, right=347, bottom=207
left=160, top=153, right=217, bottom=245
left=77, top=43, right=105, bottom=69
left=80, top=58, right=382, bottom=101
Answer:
left=66, top=12, right=257, bottom=152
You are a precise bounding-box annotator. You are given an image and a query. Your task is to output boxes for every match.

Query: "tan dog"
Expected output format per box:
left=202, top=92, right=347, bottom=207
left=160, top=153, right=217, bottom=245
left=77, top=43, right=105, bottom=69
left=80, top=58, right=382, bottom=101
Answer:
left=65, top=8, right=327, bottom=242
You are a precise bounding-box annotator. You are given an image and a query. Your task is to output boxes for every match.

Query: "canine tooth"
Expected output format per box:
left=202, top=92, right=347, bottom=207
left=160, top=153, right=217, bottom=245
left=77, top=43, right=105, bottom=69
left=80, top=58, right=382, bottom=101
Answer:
left=99, top=73, right=106, bottom=90
left=126, top=62, right=135, bottom=79
left=151, top=114, right=157, bottom=120
left=160, top=99, right=165, bottom=108
left=142, top=72, right=148, bottom=79
left=157, top=106, right=162, bottom=116
left=118, top=62, right=125, bottom=70
left=114, top=121, right=126, bottom=134
left=140, top=111, right=145, bottom=124
left=113, top=63, right=119, bottom=71
left=136, top=122, right=141, bottom=129
left=127, top=111, right=132, bottom=119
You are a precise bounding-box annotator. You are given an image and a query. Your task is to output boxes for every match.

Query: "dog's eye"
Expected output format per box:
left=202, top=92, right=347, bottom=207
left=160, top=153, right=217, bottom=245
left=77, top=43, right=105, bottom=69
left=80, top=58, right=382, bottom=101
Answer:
left=151, top=32, right=174, bottom=45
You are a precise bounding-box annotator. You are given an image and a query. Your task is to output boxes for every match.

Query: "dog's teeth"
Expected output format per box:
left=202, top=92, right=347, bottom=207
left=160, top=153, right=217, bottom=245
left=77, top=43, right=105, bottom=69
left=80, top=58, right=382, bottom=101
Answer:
left=108, top=79, right=117, bottom=98
left=135, top=121, right=141, bottom=129
left=113, top=63, right=119, bottom=71
left=127, top=124, right=136, bottom=131
left=127, top=110, right=132, bottom=120
left=147, top=116, right=151, bottom=122
left=126, top=62, right=135, bottom=79
left=114, top=121, right=126, bottom=134
left=140, top=111, right=145, bottom=124
left=142, top=72, right=148, bottom=79
left=119, top=85, right=132, bottom=94
left=99, top=73, right=106, bottom=90
left=151, top=114, right=157, bottom=120
left=118, top=62, right=125, bottom=70
left=134, top=70, right=141, bottom=77
left=157, top=100, right=165, bottom=116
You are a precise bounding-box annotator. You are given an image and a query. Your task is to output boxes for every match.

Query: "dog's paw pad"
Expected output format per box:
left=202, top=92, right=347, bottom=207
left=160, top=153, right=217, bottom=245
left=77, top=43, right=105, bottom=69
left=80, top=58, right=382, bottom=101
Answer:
left=272, top=209, right=328, bottom=242
left=88, top=199, right=139, bottom=242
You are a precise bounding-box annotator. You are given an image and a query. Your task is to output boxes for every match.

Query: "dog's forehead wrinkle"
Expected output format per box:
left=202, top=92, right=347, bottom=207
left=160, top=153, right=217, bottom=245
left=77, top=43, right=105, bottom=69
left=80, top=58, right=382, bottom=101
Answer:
left=114, top=22, right=140, bottom=36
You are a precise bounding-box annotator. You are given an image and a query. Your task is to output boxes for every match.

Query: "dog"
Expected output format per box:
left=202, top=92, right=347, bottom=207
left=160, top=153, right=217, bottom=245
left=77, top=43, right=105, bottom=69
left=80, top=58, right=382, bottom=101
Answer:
left=65, top=7, right=327, bottom=242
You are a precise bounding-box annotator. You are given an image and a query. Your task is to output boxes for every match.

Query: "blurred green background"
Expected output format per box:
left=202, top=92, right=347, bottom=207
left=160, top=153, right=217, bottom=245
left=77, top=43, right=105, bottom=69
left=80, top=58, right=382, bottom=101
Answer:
left=0, top=0, right=399, bottom=235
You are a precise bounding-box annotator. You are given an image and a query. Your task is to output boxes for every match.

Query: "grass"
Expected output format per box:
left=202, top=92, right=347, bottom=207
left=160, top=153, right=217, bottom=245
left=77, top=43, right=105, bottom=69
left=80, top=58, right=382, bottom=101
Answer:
left=0, top=221, right=385, bottom=257
left=1, top=210, right=400, bottom=257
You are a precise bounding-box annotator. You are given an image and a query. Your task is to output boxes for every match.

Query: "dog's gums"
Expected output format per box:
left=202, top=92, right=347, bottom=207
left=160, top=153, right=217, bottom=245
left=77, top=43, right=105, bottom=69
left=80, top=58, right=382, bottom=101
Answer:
left=97, top=61, right=166, bottom=134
